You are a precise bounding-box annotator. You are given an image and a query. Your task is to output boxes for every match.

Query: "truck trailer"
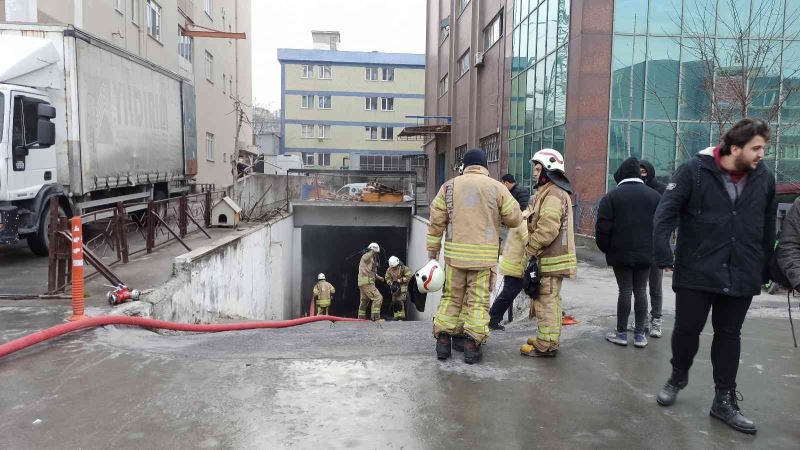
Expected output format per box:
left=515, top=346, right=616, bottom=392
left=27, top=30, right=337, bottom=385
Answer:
left=0, top=24, right=196, bottom=255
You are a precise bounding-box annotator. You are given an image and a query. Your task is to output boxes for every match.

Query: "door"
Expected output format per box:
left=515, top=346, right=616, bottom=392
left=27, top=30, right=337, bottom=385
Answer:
left=7, top=92, right=57, bottom=200
left=436, top=152, right=446, bottom=191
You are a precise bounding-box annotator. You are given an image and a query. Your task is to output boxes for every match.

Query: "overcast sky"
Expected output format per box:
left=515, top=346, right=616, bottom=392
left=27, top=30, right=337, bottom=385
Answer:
left=251, top=0, right=427, bottom=111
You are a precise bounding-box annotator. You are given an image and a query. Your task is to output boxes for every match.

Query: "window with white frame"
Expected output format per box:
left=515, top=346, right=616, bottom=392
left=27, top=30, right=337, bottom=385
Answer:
left=301, top=124, right=315, bottom=138
left=302, top=152, right=315, bottom=165
left=317, top=153, right=331, bottom=166
left=439, top=73, right=449, bottom=96
left=301, top=95, right=314, bottom=109
left=146, top=0, right=161, bottom=40
left=365, top=97, right=378, bottom=110
left=301, top=65, right=314, bottom=78
left=318, top=124, right=330, bottom=139
left=204, top=0, right=213, bottom=18
left=178, top=27, right=192, bottom=63
left=365, top=126, right=378, bottom=140
left=116, top=0, right=124, bottom=13
left=204, top=51, right=214, bottom=82
left=381, top=67, right=394, bottom=81
left=365, top=67, right=379, bottom=81
left=483, top=11, right=502, bottom=51
left=318, top=65, right=331, bottom=79
left=380, top=97, right=394, bottom=111
left=381, top=127, right=394, bottom=140
left=318, top=96, right=331, bottom=109
left=131, top=0, right=140, bottom=24
left=206, top=132, right=214, bottom=161
left=360, top=155, right=401, bottom=171
left=457, top=50, right=470, bottom=78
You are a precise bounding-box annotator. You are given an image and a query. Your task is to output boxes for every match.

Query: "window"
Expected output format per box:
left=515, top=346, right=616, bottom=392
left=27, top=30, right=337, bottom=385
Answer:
left=206, top=132, right=214, bottom=161
left=131, top=0, right=139, bottom=24
left=460, top=0, right=470, bottom=13
left=301, top=95, right=314, bottom=109
left=146, top=0, right=161, bottom=40
left=301, top=124, right=314, bottom=138
left=178, top=28, right=192, bottom=63
left=301, top=65, right=314, bottom=78
left=381, top=127, right=394, bottom=140
left=380, top=97, right=394, bottom=111
left=483, top=12, right=502, bottom=51
left=204, top=51, right=214, bottom=82
left=318, top=96, right=331, bottom=109
left=318, top=65, right=331, bottom=79
left=317, top=153, right=331, bottom=166
left=365, top=97, right=378, bottom=110
left=480, top=133, right=500, bottom=162
left=365, top=67, right=379, bottom=81
left=381, top=67, right=394, bottom=81
left=116, top=0, right=124, bottom=13
left=455, top=145, right=467, bottom=165
left=204, top=0, right=213, bottom=18
left=302, top=152, right=315, bottom=165
left=365, top=126, right=378, bottom=140
left=359, top=155, right=401, bottom=171
left=318, top=124, right=330, bottom=139
left=440, top=16, right=451, bottom=42
left=11, top=96, right=45, bottom=152
left=439, top=73, right=449, bottom=96
left=457, top=50, right=470, bottom=78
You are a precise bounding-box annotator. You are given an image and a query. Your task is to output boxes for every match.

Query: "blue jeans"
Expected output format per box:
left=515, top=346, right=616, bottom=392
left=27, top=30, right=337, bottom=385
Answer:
left=489, top=276, right=523, bottom=325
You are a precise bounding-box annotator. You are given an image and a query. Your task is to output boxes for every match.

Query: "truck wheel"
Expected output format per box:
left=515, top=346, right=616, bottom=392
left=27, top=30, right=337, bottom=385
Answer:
left=27, top=203, right=66, bottom=256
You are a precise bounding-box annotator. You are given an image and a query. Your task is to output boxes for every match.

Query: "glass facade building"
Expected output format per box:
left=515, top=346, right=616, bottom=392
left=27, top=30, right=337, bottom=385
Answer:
left=508, top=0, right=570, bottom=188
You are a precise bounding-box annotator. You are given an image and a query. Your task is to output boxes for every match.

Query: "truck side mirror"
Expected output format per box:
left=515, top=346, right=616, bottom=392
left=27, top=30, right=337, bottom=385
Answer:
left=37, top=104, right=56, bottom=148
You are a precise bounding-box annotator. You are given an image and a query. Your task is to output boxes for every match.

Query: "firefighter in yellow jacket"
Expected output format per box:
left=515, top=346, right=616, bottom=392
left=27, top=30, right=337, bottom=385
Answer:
left=358, top=242, right=384, bottom=320
left=427, top=149, right=522, bottom=364
left=520, top=149, right=577, bottom=357
left=385, top=256, right=412, bottom=320
left=313, top=273, right=336, bottom=316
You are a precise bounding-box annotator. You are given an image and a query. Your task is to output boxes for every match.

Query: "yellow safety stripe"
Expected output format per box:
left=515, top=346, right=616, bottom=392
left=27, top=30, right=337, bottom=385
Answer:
left=464, top=268, right=491, bottom=337
left=541, top=262, right=578, bottom=272
left=443, top=251, right=498, bottom=263
left=500, top=196, right=517, bottom=215
left=432, top=196, right=446, bottom=210
left=541, top=253, right=577, bottom=264
left=427, top=234, right=442, bottom=245
left=445, top=241, right=500, bottom=250
left=499, top=258, right=525, bottom=274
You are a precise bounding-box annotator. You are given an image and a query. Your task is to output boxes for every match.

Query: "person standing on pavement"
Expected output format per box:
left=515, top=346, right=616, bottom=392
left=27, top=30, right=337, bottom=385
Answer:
left=312, top=273, right=336, bottom=316
left=775, top=198, right=800, bottom=289
left=489, top=205, right=532, bottom=331
left=357, top=242, right=385, bottom=320
left=653, top=118, right=776, bottom=435
left=596, top=157, right=661, bottom=349
left=639, top=160, right=666, bottom=338
left=501, top=174, right=530, bottom=210
left=428, top=149, right=522, bottom=364
left=384, top=256, right=412, bottom=320
left=519, top=149, right=577, bottom=358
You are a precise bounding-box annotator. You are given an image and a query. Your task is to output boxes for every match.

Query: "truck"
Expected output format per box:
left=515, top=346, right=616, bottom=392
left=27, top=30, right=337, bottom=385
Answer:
left=0, top=24, right=197, bottom=255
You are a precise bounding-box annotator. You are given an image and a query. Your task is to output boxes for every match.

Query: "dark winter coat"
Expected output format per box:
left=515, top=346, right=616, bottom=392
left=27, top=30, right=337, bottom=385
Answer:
left=640, top=160, right=666, bottom=194
left=595, top=157, right=661, bottom=268
left=654, top=147, right=777, bottom=297
left=509, top=183, right=531, bottom=210
left=775, top=198, right=800, bottom=289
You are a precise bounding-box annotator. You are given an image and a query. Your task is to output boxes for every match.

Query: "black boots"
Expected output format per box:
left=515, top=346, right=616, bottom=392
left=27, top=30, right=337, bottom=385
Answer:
left=488, top=321, right=505, bottom=331
left=451, top=334, right=466, bottom=352
left=656, top=367, right=689, bottom=407
left=710, top=389, right=757, bottom=434
left=436, top=334, right=452, bottom=360
left=463, top=337, right=482, bottom=364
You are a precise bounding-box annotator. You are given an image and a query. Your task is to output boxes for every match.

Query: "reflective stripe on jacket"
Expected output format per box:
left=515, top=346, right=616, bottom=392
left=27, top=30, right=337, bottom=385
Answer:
left=385, top=265, right=413, bottom=293
left=526, top=182, right=577, bottom=277
left=499, top=209, right=532, bottom=278
left=358, top=250, right=379, bottom=286
left=313, top=281, right=336, bottom=305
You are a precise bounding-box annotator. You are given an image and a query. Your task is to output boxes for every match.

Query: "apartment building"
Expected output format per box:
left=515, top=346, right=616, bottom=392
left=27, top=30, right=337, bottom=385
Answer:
left=278, top=32, right=425, bottom=171
left=1, top=0, right=253, bottom=189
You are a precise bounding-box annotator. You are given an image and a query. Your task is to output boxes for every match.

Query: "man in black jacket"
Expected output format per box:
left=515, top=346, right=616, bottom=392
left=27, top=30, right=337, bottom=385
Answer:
left=653, top=118, right=776, bottom=435
left=776, top=198, right=800, bottom=288
left=639, top=160, right=665, bottom=338
left=501, top=174, right=530, bottom=210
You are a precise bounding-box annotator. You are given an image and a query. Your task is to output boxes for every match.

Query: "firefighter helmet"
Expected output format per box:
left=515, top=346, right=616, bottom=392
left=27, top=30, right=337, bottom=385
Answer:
left=368, top=242, right=380, bottom=252
left=389, top=256, right=400, bottom=267
left=531, top=148, right=565, bottom=174
left=415, top=259, right=445, bottom=293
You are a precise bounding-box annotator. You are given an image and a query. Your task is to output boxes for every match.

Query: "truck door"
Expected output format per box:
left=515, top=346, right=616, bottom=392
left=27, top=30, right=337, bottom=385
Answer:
left=7, top=92, right=57, bottom=200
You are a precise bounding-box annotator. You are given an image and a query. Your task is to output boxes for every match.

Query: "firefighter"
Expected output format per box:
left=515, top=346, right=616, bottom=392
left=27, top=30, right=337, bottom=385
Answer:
left=385, top=256, right=412, bottom=320
left=520, top=149, right=577, bottom=358
left=358, top=242, right=384, bottom=320
left=312, top=273, right=336, bottom=316
left=428, top=148, right=522, bottom=364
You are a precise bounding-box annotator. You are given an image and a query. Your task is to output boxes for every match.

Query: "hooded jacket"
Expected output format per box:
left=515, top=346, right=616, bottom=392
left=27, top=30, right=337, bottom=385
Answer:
left=595, top=157, right=661, bottom=267
left=654, top=147, right=777, bottom=296
left=640, top=160, right=666, bottom=194
left=508, top=183, right=531, bottom=210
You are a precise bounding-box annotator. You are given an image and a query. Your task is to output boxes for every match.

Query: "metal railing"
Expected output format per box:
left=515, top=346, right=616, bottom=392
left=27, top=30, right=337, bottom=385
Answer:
left=285, top=168, right=420, bottom=209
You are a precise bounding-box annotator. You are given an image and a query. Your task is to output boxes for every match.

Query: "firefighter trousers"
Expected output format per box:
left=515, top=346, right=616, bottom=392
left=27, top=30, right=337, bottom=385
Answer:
left=316, top=305, right=330, bottom=316
left=391, top=292, right=406, bottom=320
left=433, top=265, right=495, bottom=344
left=358, top=284, right=383, bottom=320
left=529, top=276, right=563, bottom=352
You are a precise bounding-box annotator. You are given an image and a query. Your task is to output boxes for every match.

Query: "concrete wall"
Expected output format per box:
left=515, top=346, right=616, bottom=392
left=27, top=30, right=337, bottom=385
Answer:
left=229, top=173, right=304, bottom=217
left=149, top=216, right=295, bottom=323
left=406, top=215, right=442, bottom=321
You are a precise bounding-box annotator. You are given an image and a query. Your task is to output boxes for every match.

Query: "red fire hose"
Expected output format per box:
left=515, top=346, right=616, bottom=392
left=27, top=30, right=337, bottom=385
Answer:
left=0, top=315, right=367, bottom=360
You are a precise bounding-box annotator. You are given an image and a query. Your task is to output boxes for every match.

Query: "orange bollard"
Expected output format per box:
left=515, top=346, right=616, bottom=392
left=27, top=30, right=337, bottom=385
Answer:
left=68, top=216, right=86, bottom=321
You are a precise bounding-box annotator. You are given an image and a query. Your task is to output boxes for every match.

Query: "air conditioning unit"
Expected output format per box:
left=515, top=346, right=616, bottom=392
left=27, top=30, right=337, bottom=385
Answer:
left=474, top=51, right=484, bottom=67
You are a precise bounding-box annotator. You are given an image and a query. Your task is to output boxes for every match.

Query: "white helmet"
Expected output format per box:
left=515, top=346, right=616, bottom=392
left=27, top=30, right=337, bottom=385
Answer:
left=415, top=259, right=445, bottom=293
left=368, top=242, right=380, bottom=252
left=531, top=148, right=565, bottom=174
left=317, top=273, right=326, bottom=280
left=389, top=256, right=400, bottom=268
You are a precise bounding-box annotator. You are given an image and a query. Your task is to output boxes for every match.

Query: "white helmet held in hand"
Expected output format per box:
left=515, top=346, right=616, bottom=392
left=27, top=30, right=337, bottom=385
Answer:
left=389, top=256, right=400, bottom=268
left=318, top=273, right=326, bottom=280
left=531, top=148, right=565, bottom=174
left=415, top=259, right=445, bottom=293
left=368, top=242, right=380, bottom=252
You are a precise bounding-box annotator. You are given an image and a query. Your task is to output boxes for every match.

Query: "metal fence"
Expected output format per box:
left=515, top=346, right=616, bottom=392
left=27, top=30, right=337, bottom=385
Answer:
left=574, top=199, right=600, bottom=236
